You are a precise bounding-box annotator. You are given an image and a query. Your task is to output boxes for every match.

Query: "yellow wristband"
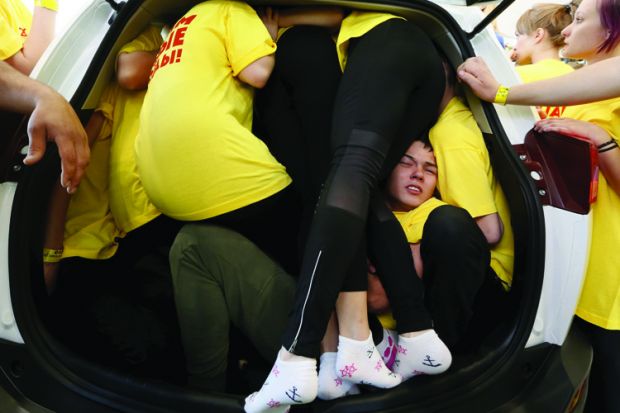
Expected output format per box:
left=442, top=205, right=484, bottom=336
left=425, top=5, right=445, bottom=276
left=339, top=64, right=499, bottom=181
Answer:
left=34, top=0, right=58, bottom=11
left=42, top=248, right=63, bottom=263
left=494, top=85, right=510, bottom=105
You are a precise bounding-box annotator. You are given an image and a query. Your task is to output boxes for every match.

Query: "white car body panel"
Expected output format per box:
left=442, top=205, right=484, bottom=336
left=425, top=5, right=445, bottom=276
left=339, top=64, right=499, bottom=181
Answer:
left=0, top=183, right=22, bottom=344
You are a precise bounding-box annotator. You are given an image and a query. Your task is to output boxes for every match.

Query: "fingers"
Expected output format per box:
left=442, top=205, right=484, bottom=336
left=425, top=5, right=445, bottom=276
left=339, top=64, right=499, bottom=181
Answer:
left=456, top=68, right=479, bottom=87
left=56, top=137, right=78, bottom=192
left=23, top=118, right=46, bottom=166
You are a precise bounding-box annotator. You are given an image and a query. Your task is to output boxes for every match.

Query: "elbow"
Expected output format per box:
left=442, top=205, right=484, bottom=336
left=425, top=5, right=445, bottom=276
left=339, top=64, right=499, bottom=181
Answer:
left=238, top=57, right=275, bottom=89
left=117, top=68, right=147, bottom=91
left=246, top=71, right=271, bottom=89
left=477, top=214, right=504, bottom=246
left=483, top=227, right=502, bottom=245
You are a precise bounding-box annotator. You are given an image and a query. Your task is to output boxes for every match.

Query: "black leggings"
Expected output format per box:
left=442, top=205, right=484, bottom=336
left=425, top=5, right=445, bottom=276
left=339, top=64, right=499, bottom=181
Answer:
left=255, top=26, right=341, bottom=250
left=280, top=19, right=445, bottom=357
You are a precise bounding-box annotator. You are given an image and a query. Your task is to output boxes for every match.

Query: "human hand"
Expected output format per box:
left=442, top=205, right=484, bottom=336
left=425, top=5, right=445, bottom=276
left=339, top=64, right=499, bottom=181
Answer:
left=259, top=6, right=279, bottom=41
left=23, top=89, right=89, bottom=193
left=367, top=273, right=390, bottom=314
left=457, top=56, right=501, bottom=102
left=534, top=118, right=611, bottom=146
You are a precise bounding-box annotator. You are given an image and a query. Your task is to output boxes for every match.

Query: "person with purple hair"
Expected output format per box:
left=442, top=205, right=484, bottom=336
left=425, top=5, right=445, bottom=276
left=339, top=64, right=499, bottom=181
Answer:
left=462, top=1, right=620, bottom=411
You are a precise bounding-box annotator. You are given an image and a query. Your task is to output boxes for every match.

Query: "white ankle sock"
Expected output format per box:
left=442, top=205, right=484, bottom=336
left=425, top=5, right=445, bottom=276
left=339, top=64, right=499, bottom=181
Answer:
left=317, top=352, right=360, bottom=400
left=336, top=333, right=401, bottom=389
left=393, top=330, right=452, bottom=381
left=244, top=349, right=317, bottom=413
left=376, top=328, right=398, bottom=369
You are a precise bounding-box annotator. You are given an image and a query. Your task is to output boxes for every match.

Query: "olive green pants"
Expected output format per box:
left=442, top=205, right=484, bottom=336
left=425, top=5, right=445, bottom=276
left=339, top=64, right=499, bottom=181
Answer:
left=169, top=224, right=296, bottom=391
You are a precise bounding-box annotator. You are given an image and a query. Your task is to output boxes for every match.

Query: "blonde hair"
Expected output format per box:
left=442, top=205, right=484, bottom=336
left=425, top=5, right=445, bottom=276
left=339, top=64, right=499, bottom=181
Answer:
left=516, top=3, right=576, bottom=47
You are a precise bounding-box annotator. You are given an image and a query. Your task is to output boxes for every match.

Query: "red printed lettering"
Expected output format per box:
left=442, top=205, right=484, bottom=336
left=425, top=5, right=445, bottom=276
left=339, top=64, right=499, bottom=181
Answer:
left=173, top=14, right=197, bottom=29
left=175, top=49, right=182, bottom=63
left=160, top=53, right=171, bottom=68
left=548, top=107, right=562, bottom=118
left=172, top=26, right=188, bottom=47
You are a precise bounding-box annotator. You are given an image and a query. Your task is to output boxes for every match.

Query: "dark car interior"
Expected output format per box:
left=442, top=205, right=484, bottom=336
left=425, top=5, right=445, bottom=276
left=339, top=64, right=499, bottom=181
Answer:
left=0, top=0, right=596, bottom=412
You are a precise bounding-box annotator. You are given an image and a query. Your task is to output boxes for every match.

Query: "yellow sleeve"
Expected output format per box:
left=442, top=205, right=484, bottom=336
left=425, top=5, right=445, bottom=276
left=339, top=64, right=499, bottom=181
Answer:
left=93, top=83, right=119, bottom=142
left=119, top=24, right=164, bottom=55
left=225, top=2, right=276, bottom=76
left=0, top=17, right=24, bottom=60
left=431, top=124, right=497, bottom=218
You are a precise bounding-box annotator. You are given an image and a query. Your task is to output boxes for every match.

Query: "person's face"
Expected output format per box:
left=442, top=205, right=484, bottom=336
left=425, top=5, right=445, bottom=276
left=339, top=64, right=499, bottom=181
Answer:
left=512, top=31, right=537, bottom=65
left=561, top=0, right=609, bottom=62
left=387, top=141, right=438, bottom=212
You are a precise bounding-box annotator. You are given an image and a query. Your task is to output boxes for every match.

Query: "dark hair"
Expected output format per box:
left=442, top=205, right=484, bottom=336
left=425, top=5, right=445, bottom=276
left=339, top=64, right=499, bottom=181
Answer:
left=416, top=134, right=433, bottom=151
left=516, top=3, right=575, bottom=47
left=597, top=0, right=620, bottom=53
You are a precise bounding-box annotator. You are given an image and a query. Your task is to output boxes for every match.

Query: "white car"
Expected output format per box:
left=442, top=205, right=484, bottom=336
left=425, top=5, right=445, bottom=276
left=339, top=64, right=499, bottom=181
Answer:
left=0, top=0, right=594, bottom=411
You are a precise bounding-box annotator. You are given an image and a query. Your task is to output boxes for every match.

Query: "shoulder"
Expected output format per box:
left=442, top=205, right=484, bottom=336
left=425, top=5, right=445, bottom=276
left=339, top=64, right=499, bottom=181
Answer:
left=430, top=98, right=483, bottom=148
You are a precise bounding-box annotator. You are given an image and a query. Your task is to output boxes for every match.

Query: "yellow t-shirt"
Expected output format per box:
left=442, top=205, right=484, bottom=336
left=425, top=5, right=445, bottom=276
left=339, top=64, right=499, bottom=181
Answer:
left=62, top=25, right=163, bottom=259
left=516, top=59, right=574, bottom=119
left=135, top=0, right=290, bottom=221
left=0, top=0, right=31, bottom=61
left=393, top=197, right=447, bottom=243
left=563, top=98, right=620, bottom=330
left=336, top=11, right=404, bottom=71
left=62, top=99, right=120, bottom=259
left=107, top=24, right=163, bottom=233
left=429, top=97, right=514, bottom=289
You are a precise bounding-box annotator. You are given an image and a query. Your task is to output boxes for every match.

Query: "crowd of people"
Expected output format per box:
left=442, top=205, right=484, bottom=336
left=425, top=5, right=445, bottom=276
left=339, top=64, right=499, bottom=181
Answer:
left=1, top=0, right=618, bottom=412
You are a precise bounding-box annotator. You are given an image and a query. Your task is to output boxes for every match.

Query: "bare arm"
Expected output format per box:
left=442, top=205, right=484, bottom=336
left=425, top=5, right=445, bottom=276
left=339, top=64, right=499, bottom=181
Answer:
left=116, top=50, right=157, bottom=91
left=238, top=55, right=275, bottom=89
left=5, top=6, right=56, bottom=75
left=43, top=112, right=105, bottom=292
left=535, top=118, right=620, bottom=196
left=0, top=61, right=89, bottom=192
left=278, top=7, right=344, bottom=30
left=475, top=213, right=503, bottom=246
left=457, top=56, right=620, bottom=106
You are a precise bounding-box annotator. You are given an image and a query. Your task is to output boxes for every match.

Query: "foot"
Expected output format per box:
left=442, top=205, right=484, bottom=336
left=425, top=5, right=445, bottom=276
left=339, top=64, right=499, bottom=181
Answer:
left=317, top=352, right=360, bottom=400
left=336, top=333, right=401, bottom=389
left=244, top=348, right=318, bottom=413
left=376, top=328, right=398, bottom=369
left=393, top=330, right=452, bottom=381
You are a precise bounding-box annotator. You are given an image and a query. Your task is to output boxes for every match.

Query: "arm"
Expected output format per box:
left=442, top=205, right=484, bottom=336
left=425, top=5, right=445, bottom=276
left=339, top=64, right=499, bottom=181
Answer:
left=458, top=56, right=620, bottom=106
left=0, top=61, right=89, bottom=192
left=278, top=7, right=344, bottom=30
left=237, top=55, right=275, bottom=89
left=238, top=7, right=278, bottom=88
left=116, top=50, right=157, bottom=90
left=5, top=6, right=56, bottom=75
left=476, top=213, right=503, bottom=245
left=535, top=118, right=620, bottom=196
left=43, top=112, right=105, bottom=292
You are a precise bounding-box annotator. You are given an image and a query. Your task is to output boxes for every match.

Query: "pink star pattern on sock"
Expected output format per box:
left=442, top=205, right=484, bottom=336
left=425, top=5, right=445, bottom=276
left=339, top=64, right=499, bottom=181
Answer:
left=397, top=345, right=408, bottom=355
left=334, top=377, right=343, bottom=387
left=267, top=399, right=281, bottom=408
left=375, top=361, right=382, bottom=371
left=272, top=365, right=280, bottom=377
left=340, top=363, right=357, bottom=378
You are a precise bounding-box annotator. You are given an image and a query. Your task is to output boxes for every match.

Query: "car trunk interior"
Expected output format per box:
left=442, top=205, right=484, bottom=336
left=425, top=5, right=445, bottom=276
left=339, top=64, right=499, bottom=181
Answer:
left=5, top=0, right=547, bottom=411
